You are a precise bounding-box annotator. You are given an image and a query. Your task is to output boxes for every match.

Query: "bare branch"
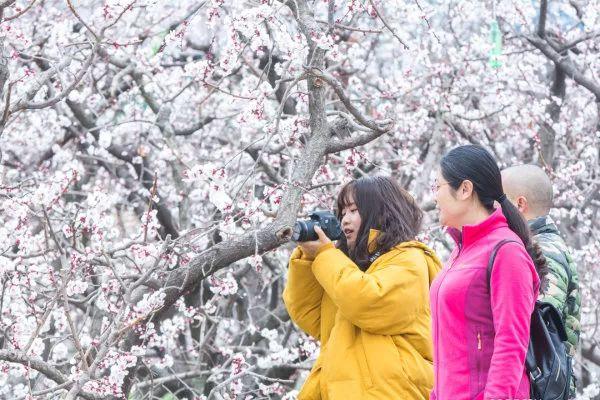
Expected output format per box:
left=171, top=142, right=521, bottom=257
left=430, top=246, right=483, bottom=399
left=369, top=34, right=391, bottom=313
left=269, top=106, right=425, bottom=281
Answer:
left=538, top=63, right=566, bottom=167
left=132, top=370, right=211, bottom=392
left=326, top=129, right=390, bottom=153
left=537, top=0, right=548, bottom=38
left=582, top=340, right=600, bottom=365
left=327, top=0, right=335, bottom=32
left=558, top=30, right=600, bottom=53
left=0, top=350, right=104, bottom=400
left=66, top=0, right=99, bottom=41
left=527, top=35, right=600, bottom=100
left=442, top=115, right=483, bottom=146
left=367, top=0, right=409, bottom=49
left=316, top=19, right=383, bottom=34
left=3, top=0, right=39, bottom=22
left=0, top=0, right=15, bottom=9
left=0, top=35, right=8, bottom=98
left=174, top=116, right=215, bottom=136
left=308, top=68, right=392, bottom=132
left=414, top=0, right=440, bottom=43
left=19, top=48, right=96, bottom=110
left=8, top=57, right=73, bottom=112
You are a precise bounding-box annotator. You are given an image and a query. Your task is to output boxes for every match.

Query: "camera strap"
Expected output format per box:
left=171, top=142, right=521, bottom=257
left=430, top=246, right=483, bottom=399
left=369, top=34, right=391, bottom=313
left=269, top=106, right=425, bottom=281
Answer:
left=368, top=251, right=382, bottom=263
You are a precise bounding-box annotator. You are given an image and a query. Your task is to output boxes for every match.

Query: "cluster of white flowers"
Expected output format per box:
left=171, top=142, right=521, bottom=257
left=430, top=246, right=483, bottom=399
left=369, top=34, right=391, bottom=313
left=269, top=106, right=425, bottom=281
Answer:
left=209, top=272, right=239, bottom=296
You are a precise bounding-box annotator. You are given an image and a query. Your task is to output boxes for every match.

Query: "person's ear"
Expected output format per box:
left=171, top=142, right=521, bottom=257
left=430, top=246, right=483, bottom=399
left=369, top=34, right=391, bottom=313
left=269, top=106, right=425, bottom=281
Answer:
left=515, top=195, right=528, bottom=214
left=458, top=180, right=474, bottom=200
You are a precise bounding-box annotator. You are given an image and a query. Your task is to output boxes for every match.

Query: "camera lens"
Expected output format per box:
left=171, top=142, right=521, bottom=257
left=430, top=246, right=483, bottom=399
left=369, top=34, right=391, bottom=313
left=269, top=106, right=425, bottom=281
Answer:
left=292, top=221, right=306, bottom=241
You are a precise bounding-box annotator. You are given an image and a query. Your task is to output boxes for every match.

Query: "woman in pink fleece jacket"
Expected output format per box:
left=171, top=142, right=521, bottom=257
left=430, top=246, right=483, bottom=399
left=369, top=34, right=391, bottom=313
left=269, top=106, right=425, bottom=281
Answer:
left=430, top=145, right=547, bottom=400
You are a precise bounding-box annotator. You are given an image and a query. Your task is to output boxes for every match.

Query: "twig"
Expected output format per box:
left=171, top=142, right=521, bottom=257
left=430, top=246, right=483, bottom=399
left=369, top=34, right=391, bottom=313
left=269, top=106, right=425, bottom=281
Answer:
left=414, top=0, right=440, bottom=43
left=316, top=19, right=383, bottom=33
left=132, top=370, right=211, bottom=391
left=367, top=0, right=409, bottom=49
left=0, top=0, right=15, bottom=9
left=558, top=30, right=600, bottom=52
left=207, top=366, right=257, bottom=400
left=307, top=68, right=393, bottom=132
left=99, top=1, right=136, bottom=36
left=20, top=47, right=96, bottom=110
left=143, top=172, right=158, bottom=243
left=66, top=0, right=99, bottom=41
left=2, top=0, right=38, bottom=22
left=0, top=351, right=102, bottom=400
left=42, top=209, right=90, bottom=373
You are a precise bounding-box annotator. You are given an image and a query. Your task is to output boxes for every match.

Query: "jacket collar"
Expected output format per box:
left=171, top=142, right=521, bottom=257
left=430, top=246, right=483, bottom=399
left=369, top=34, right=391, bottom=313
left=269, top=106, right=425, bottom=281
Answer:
left=368, top=229, right=379, bottom=253
left=528, top=214, right=559, bottom=236
left=447, top=207, right=508, bottom=248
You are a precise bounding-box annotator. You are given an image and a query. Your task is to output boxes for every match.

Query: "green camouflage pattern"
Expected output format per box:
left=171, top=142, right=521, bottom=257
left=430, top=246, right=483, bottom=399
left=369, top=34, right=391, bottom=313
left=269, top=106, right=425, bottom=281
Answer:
left=530, top=215, right=580, bottom=396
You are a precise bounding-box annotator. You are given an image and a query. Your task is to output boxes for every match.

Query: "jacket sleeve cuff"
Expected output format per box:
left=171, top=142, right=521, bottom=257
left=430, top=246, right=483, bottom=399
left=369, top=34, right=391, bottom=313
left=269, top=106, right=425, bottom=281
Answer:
left=290, top=246, right=312, bottom=262
left=314, top=242, right=336, bottom=258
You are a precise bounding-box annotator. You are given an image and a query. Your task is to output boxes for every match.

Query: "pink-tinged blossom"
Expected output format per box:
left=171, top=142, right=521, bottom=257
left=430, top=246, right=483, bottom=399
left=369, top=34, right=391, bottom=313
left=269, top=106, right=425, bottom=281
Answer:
left=133, top=290, right=166, bottom=317
left=66, top=279, right=88, bottom=296
left=208, top=273, right=238, bottom=296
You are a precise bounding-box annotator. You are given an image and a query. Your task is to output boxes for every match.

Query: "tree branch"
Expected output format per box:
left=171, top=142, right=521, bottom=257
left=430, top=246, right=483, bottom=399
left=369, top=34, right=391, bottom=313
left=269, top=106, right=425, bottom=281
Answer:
left=0, top=0, right=15, bottom=9
left=174, top=116, right=215, bottom=136
left=0, top=35, right=9, bottom=98
left=3, top=0, right=39, bottom=22
left=121, top=0, right=338, bottom=363
left=441, top=114, right=482, bottom=146
left=527, top=35, right=600, bottom=100
left=367, top=0, right=409, bottom=49
left=0, top=350, right=104, bottom=400
left=326, top=129, right=389, bottom=153
left=66, top=0, right=99, bottom=41
left=20, top=49, right=96, bottom=110
left=558, top=30, right=600, bottom=53
left=538, top=64, right=566, bottom=167
left=537, top=0, right=548, bottom=38
left=581, top=340, right=600, bottom=365
left=308, top=69, right=392, bottom=133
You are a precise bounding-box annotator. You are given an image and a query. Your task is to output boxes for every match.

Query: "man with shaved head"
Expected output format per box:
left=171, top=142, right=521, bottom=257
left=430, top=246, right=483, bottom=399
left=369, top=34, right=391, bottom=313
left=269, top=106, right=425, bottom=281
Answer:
left=502, top=164, right=554, bottom=219
left=502, top=164, right=580, bottom=396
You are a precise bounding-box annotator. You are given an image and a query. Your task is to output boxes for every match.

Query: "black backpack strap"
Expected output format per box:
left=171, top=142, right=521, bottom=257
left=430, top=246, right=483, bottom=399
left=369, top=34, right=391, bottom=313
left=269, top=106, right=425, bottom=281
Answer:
left=486, top=239, right=520, bottom=291
left=486, top=240, right=538, bottom=379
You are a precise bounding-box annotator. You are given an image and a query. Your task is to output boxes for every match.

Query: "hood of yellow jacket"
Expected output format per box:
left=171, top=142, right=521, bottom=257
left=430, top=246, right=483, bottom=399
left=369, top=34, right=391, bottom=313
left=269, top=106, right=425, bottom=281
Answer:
left=368, top=229, right=442, bottom=285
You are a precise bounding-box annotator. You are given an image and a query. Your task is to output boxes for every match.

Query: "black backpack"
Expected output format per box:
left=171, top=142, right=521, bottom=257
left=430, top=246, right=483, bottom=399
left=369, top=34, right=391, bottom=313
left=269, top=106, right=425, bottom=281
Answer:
left=487, top=239, right=572, bottom=400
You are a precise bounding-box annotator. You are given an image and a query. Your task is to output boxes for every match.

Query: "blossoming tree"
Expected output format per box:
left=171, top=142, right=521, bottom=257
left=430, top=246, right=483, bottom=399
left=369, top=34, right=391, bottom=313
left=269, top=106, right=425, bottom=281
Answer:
left=0, top=0, right=598, bottom=399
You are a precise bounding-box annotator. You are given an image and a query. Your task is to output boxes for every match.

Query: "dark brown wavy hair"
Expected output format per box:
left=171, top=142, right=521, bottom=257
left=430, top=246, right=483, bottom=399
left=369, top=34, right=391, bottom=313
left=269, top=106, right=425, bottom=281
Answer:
left=335, top=176, right=423, bottom=271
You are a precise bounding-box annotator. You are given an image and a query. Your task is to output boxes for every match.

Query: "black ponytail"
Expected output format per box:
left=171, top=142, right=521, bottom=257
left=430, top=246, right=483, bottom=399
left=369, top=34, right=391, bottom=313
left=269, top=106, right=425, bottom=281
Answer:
left=440, top=145, right=547, bottom=283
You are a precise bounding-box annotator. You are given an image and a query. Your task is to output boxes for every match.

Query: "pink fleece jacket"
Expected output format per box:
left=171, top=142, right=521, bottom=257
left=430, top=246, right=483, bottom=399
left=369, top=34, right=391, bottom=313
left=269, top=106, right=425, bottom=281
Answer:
left=430, top=208, right=540, bottom=400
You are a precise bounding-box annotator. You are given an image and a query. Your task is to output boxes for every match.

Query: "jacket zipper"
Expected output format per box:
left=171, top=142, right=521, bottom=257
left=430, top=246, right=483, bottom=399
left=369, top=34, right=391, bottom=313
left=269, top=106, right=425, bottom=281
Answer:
left=434, top=242, right=462, bottom=396
left=477, top=329, right=482, bottom=392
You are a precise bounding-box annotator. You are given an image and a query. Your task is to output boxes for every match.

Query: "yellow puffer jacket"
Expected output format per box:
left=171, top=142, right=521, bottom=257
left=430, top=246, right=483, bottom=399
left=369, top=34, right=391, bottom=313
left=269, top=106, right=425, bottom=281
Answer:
left=283, top=230, right=442, bottom=400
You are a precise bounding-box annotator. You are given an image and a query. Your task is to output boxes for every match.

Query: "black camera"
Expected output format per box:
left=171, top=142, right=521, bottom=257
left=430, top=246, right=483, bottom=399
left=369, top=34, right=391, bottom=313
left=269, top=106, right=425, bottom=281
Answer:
left=292, top=211, right=343, bottom=242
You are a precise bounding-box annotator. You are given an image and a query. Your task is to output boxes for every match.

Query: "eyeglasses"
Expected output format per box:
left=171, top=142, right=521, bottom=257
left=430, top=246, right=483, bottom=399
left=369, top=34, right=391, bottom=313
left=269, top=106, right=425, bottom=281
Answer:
left=431, top=181, right=450, bottom=193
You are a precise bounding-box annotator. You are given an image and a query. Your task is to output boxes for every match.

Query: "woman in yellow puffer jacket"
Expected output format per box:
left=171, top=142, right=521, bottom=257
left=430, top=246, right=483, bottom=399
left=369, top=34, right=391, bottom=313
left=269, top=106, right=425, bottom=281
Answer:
left=283, top=176, right=442, bottom=400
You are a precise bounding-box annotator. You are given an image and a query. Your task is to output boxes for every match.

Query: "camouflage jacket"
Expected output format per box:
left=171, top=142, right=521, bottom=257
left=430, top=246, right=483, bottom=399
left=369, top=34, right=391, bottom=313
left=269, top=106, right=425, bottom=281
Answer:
left=530, top=215, right=581, bottom=356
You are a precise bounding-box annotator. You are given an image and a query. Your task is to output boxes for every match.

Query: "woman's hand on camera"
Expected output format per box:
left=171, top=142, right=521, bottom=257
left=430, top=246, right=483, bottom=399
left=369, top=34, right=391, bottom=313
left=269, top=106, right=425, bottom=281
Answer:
left=298, top=225, right=332, bottom=259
